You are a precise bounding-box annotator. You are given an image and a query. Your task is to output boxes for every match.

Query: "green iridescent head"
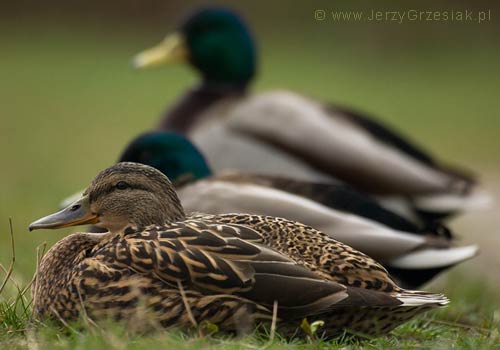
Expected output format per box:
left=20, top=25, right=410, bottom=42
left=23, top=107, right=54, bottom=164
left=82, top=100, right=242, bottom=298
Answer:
left=134, top=7, right=256, bottom=87
left=119, top=132, right=212, bottom=185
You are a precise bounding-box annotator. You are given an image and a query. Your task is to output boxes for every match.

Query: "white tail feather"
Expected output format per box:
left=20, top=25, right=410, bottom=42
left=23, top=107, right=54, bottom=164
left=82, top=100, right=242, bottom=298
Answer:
left=396, top=291, right=449, bottom=307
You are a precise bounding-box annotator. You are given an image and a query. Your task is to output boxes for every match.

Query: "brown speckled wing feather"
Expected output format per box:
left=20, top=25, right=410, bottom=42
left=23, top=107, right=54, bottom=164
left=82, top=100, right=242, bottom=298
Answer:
left=192, top=213, right=401, bottom=294
left=91, top=222, right=349, bottom=317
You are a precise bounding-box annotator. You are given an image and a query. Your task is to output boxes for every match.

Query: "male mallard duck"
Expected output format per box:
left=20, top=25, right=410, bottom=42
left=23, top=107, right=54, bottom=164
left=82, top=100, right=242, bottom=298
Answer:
left=114, top=131, right=478, bottom=288
left=133, top=7, right=491, bottom=223
left=31, top=162, right=448, bottom=337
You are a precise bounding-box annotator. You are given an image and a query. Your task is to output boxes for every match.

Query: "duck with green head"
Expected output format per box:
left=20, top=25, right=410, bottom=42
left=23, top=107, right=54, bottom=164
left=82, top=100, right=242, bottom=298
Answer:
left=133, top=7, right=490, bottom=224
left=32, top=162, right=448, bottom=336
left=61, top=131, right=478, bottom=289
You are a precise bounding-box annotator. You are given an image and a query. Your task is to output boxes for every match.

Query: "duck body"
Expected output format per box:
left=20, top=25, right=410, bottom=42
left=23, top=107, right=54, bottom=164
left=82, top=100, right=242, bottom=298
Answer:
left=32, top=163, right=448, bottom=337
left=110, top=131, right=478, bottom=288
left=33, top=231, right=274, bottom=331
left=33, top=216, right=447, bottom=337
left=135, top=7, right=491, bottom=222
left=172, top=88, right=489, bottom=223
left=178, top=173, right=478, bottom=288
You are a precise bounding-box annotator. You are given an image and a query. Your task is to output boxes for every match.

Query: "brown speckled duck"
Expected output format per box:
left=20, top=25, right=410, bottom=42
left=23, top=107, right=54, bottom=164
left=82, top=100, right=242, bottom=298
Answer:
left=30, top=162, right=448, bottom=337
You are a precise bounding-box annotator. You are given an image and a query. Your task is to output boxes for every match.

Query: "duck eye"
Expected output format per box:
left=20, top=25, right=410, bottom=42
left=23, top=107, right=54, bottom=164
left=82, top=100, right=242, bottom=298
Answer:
left=115, top=181, right=130, bottom=190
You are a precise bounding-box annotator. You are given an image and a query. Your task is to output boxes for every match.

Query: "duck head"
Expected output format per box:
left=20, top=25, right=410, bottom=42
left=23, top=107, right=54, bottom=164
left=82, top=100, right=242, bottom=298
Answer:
left=119, top=131, right=212, bottom=187
left=30, top=162, right=185, bottom=233
left=134, top=7, right=256, bottom=88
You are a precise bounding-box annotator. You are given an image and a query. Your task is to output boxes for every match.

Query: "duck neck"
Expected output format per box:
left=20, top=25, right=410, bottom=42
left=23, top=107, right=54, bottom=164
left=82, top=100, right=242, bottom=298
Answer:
left=158, top=81, right=248, bottom=133
left=129, top=202, right=186, bottom=228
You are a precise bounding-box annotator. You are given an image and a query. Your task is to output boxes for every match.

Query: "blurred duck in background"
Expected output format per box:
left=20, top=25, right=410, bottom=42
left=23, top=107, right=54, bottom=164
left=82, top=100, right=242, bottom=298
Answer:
left=63, top=131, right=478, bottom=289
left=133, top=7, right=491, bottom=226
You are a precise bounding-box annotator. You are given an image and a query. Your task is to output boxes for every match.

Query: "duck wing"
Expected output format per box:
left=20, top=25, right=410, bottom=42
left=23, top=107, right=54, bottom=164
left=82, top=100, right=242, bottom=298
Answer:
left=193, top=213, right=400, bottom=293
left=94, top=222, right=349, bottom=318
left=180, top=183, right=476, bottom=289
left=226, top=90, right=476, bottom=196
left=214, top=172, right=423, bottom=233
left=192, top=214, right=448, bottom=317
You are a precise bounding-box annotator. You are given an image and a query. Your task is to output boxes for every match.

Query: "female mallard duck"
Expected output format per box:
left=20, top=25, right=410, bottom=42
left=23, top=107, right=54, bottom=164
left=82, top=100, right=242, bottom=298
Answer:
left=31, top=162, right=448, bottom=337
left=133, top=7, right=490, bottom=223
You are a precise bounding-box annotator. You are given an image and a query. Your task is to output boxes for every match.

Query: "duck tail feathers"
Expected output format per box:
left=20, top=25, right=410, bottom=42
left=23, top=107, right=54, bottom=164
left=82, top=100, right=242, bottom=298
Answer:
left=395, top=290, right=449, bottom=307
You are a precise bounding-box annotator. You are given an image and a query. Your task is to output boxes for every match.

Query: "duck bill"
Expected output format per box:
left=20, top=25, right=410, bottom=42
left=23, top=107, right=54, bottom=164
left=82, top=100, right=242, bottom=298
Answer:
left=133, top=32, right=188, bottom=68
left=29, top=195, right=98, bottom=231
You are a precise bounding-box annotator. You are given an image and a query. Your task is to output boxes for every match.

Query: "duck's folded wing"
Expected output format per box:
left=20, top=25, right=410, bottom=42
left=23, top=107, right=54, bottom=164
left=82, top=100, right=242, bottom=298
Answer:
left=330, top=106, right=492, bottom=215
left=216, top=173, right=424, bottom=232
left=97, top=223, right=349, bottom=318
left=226, top=90, right=474, bottom=196
left=330, top=106, right=437, bottom=169
left=179, top=180, right=440, bottom=262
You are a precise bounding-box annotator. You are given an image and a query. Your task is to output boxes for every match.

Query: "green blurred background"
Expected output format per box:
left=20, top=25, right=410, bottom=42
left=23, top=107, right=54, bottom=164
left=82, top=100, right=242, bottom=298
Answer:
left=1, top=0, right=499, bottom=290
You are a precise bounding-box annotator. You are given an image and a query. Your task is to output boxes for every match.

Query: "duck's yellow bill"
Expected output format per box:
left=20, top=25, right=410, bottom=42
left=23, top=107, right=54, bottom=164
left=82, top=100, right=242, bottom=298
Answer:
left=133, top=32, right=189, bottom=68
left=29, top=195, right=98, bottom=231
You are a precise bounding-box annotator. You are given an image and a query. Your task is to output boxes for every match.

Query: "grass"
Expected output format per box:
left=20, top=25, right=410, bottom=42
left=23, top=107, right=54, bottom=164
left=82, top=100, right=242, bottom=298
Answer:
left=0, top=274, right=498, bottom=350
left=1, top=4, right=500, bottom=349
